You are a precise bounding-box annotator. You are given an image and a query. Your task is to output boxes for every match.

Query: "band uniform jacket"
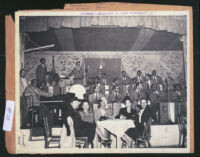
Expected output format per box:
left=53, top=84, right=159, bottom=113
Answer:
left=107, top=92, right=123, bottom=103
left=36, top=64, right=47, bottom=86
left=128, top=89, right=146, bottom=102
left=134, top=76, right=146, bottom=84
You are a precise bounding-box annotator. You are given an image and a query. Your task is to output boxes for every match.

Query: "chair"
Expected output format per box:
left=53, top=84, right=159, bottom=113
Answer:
left=60, top=116, right=88, bottom=148
left=75, top=137, right=88, bottom=148
left=43, top=117, right=61, bottom=148
left=177, top=113, right=187, bottom=147
left=135, top=118, right=152, bottom=148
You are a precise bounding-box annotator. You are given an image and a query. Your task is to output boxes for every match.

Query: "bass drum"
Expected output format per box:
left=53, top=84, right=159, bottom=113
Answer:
left=69, top=84, right=86, bottom=100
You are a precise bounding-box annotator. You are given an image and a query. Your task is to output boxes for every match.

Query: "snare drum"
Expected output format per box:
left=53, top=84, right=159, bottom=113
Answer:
left=69, top=84, right=86, bottom=99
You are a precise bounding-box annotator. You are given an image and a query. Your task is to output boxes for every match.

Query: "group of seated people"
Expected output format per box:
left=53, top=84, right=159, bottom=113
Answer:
left=20, top=59, right=186, bottom=148
left=62, top=95, right=152, bottom=148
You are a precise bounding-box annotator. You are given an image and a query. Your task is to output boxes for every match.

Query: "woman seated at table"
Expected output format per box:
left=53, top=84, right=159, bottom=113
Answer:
left=79, top=100, right=95, bottom=123
left=93, top=97, right=112, bottom=122
left=115, top=96, right=137, bottom=119
left=122, top=98, right=151, bottom=147
left=62, top=97, right=110, bottom=147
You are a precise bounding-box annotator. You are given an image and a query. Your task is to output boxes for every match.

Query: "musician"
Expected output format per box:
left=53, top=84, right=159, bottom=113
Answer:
left=143, top=74, right=153, bottom=97
left=52, top=80, right=61, bottom=95
left=100, top=72, right=109, bottom=86
left=20, top=69, right=28, bottom=127
left=79, top=100, right=95, bottom=123
left=119, top=71, right=131, bottom=97
left=170, top=84, right=186, bottom=102
left=122, top=98, right=151, bottom=147
left=36, top=58, right=47, bottom=87
left=20, top=69, right=28, bottom=97
left=115, top=96, right=137, bottom=119
left=39, top=81, right=48, bottom=92
left=119, top=71, right=131, bottom=85
left=24, top=79, right=53, bottom=125
left=129, top=82, right=146, bottom=103
left=151, top=70, right=164, bottom=86
left=134, top=70, right=145, bottom=84
left=69, top=61, right=84, bottom=84
left=108, top=85, right=123, bottom=103
left=88, top=85, right=105, bottom=107
left=149, top=84, right=161, bottom=122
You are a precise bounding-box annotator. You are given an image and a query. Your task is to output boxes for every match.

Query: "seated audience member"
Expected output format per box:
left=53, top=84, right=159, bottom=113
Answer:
left=79, top=100, right=95, bottom=123
left=122, top=98, right=151, bottom=147
left=52, top=80, right=61, bottom=95
left=39, top=81, right=48, bottom=92
left=129, top=82, right=146, bottom=103
left=62, top=97, right=110, bottom=147
left=149, top=84, right=162, bottom=122
left=108, top=85, right=123, bottom=103
left=134, top=70, right=145, bottom=84
left=89, top=85, right=105, bottom=108
left=151, top=70, right=164, bottom=86
left=93, top=98, right=112, bottom=122
left=170, top=84, right=186, bottom=102
left=115, top=96, right=137, bottom=119
left=24, top=79, right=53, bottom=125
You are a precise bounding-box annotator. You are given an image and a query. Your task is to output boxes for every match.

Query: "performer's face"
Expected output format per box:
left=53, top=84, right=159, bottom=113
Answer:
left=41, top=59, right=46, bottom=65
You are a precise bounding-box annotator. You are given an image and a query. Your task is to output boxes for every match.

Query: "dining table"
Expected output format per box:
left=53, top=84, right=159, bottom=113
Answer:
left=97, top=119, right=135, bottom=148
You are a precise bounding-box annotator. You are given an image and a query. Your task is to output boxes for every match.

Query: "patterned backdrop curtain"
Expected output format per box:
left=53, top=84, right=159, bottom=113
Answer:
left=20, top=16, right=187, bottom=35
left=24, top=51, right=184, bottom=85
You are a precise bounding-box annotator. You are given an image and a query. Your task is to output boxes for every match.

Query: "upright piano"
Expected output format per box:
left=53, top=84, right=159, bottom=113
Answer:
left=40, top=93, right=75, bottom=126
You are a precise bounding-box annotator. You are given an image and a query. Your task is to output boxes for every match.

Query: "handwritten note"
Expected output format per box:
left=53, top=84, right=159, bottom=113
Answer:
left=3, top=100, right=15, bottom=131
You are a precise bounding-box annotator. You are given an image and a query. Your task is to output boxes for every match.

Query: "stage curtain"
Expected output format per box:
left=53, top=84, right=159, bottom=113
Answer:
left=20, top=16, right=186, bottom=35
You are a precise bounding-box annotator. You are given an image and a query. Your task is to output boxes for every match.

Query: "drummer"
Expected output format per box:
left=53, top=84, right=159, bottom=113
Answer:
left=69, top=61, right=84, bottom=84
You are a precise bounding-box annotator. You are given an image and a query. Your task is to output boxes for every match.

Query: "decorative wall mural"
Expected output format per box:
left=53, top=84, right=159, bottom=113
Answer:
left=122, top=53, right=184, bottom=82
left=24, top=51, right=184, bottom=84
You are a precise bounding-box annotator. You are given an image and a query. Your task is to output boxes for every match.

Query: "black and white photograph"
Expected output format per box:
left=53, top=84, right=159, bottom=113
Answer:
left=15, top=11, right=191, bottom=153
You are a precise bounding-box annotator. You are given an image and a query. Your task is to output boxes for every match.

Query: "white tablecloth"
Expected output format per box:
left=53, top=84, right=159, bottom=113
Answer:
left=97, top=120, right=135, bottom=147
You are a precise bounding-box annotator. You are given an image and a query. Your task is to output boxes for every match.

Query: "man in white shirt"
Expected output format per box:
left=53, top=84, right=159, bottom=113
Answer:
left=20, top=69, right=28, bottom=96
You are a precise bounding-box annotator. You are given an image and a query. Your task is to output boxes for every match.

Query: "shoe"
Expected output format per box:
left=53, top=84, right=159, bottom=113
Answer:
left=147, top=141, right=152, bottom=148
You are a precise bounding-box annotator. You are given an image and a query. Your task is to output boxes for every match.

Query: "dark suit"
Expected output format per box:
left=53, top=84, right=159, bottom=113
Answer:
left=129, top=89, right=146, bottom=102
left=134, top=76, right=145, bottom=84
left=107, top=92, right=123, bottom=103
left=125, top=106, right=151, bottom=141
left=36, top=64, right=47, bottom=87
left=119, top=76, right=131, bottom=85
